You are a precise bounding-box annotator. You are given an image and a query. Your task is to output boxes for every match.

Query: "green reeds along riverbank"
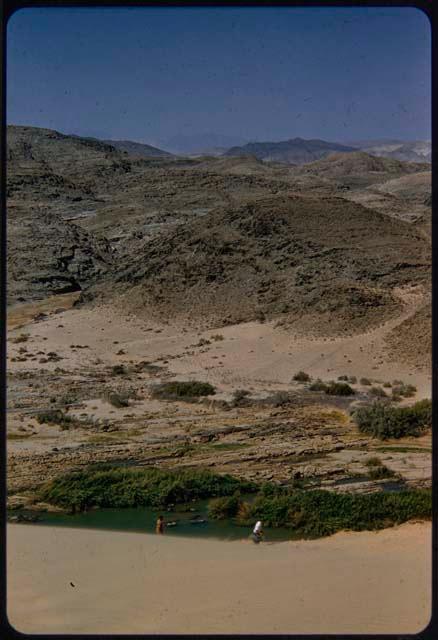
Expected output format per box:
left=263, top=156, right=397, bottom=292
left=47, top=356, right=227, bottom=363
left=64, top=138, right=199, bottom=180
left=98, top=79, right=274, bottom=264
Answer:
left=36, top=465, right=432, bottom=539
left=208, top=485, right=431, bottom=538
left=38, top=466, right=257, bottom=511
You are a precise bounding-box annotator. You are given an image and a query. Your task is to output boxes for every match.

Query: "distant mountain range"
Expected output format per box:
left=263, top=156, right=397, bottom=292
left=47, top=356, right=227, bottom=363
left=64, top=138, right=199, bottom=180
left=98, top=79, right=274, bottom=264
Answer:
left=224, top=137, right=357, bottom=165
left=105, top=136, right=431, bottom=164
left=348, top=139, right=431, bottom=163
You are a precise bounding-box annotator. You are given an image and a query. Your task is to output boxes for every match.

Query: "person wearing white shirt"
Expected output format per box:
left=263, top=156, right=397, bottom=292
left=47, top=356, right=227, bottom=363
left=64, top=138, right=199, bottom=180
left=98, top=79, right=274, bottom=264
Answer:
left=252, top=520, right=263, bottom=543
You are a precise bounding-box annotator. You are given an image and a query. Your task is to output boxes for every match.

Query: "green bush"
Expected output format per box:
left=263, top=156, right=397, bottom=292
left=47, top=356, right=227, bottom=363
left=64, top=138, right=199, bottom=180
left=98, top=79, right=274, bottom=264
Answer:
left=111, top=364, right=127, bottom=376
left=39, top=466, right=255, bottom=511
left=369, top=386, right=387, bottom=398
left=293, top=371, right=311, bottom=383
left=235, top=488, right=431, bottom=538
left=309, top=380, right=328, bottom=392
left=365, top=457, right=382, bottom=467
left=368, top=465, right=395, bottom=480
left=106, top=392, right=130, bottom=408
left=34, top=410, right=77, bottom=430
left=353, top=400, right=432, bottom=440
left=392, top=383, right=417, bottom=398
left=232, top=389, right=251, bottom=405
left=325, top=382, right=355, bottom=396
left=152, top=381, right=216, bottom=400
left=208, top=493, right=242, bottom=519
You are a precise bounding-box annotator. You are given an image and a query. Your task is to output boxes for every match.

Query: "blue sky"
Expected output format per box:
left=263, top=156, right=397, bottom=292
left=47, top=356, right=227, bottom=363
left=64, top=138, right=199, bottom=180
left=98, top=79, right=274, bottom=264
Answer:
left=7, top=6, right=431, bottom=148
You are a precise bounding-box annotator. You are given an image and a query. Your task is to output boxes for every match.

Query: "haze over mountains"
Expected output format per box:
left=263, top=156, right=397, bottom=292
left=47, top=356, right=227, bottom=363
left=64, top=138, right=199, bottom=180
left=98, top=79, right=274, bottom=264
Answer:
left=151, top=133, right=430, bottom=164
left=63, top=128, right=433, bottom=165
left=348, top=139, right=431, bottom=164
left=224, top=138, right=357, bottom=165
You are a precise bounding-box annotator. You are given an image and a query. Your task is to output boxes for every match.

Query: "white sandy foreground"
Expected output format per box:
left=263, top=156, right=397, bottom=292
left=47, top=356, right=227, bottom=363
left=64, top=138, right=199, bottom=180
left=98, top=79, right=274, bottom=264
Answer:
left=7, top=522, right=431, bottom=634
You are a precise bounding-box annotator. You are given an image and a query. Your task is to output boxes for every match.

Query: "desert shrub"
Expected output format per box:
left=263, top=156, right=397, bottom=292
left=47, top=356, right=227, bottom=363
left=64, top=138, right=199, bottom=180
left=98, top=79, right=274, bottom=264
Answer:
left=309, top=379, right=328, bottom=392
left=59, top=392, right=79, bottom=406
left=325, top=382, right=355, bottom=396
left=338, top=375, right=357, bottom=383
left=368, top=465, right=395, bottom=480
left=293, top=371, right=311, bottom=383
left=360, top=377, right=372, bottom=386
left=353, top=400, right=432, bottom=440
left=135, top=361, right=162, bottom=374
left=195, top=338, right=211, bottom=347
left=210, top=334, right=224, bottom=341
left=151, top=381, right=215, bottom=400
left=383, top=382, right=392, bottom=388
left=111, top=364, right=127, bottom=376
left=106, top=392, right=130, bottom=408
left=369, top=386, right=387, bottom=398
left=365, top=457, right=382, bottom=467
left=34, top=409, right=77, bottom=430
left=39, top=466, right=256, bottom=511
left=392, top=383, right=417, bottom=398
left=232, top=389, right=251, bottom=406
left=265, top=391, right=292, bottom=407
left=12, top=333, right=30, bottom=343
left=236, top=488, right=431, bottom=537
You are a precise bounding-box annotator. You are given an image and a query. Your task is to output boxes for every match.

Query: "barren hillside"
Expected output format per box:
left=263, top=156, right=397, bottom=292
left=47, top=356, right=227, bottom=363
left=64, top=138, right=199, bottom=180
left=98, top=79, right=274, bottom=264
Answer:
left=99, top=194, right=430, bottom=334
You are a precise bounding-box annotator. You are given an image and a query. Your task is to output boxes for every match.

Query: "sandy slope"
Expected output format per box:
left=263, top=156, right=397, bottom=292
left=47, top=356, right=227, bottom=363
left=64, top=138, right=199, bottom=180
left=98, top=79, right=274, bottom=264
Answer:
left=8, top=296, right=431, bottom=400
left=7, top=522, right=431, bottom=634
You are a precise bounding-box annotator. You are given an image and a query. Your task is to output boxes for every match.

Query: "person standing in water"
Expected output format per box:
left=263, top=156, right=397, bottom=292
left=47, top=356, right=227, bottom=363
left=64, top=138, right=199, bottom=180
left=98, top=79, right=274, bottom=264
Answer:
left=252, top=520, right=263, bottom=543
left=156, top=515, right=165, bottom=534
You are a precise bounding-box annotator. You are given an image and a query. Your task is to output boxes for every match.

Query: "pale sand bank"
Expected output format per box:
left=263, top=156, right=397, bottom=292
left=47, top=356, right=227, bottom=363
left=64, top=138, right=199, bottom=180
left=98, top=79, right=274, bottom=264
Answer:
left=7, top=522, right=431, bottom=634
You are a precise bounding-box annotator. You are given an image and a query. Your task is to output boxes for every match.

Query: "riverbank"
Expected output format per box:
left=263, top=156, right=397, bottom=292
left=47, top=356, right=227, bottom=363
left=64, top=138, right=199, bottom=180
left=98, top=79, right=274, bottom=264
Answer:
left=7, top=521, right=431, bottom=634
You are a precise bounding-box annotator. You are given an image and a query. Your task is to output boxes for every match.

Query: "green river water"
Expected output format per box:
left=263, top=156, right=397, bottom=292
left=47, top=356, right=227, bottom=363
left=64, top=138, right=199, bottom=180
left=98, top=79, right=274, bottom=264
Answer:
left=8, top=498, right=294, bottom=541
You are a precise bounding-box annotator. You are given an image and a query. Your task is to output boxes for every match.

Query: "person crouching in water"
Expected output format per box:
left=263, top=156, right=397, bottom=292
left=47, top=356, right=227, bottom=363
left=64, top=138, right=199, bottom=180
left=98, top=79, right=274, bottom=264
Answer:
left=156, top=515, right=165, bottom=534
left=252, top=520, right=263, bottom=543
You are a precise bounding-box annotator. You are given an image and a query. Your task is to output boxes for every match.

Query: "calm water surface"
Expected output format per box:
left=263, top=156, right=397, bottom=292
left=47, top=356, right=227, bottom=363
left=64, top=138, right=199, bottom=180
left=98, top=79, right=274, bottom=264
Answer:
left=9, top=499, right=294, bottom=541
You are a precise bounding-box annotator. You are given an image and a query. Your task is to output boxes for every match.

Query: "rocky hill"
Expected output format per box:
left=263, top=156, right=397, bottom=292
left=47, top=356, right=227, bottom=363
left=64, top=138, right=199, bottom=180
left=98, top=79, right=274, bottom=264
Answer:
left=7, top=125, right=431, bottom=335
left=225, top=138, right=356, bottom=164
left=292, top=151, right=428, bottom=183
left=8, top=207, right=112, bottom=304
left=102, top=138, right=172, bottom=158
left=99, top=194, right=430, bottom=334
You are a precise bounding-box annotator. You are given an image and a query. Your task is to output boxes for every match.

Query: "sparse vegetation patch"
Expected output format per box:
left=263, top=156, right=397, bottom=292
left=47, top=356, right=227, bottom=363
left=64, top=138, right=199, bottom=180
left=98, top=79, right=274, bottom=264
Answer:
left=293, top=371, right=311, bottom=383
left=151, top=380, right=216, bottom=400
left=353, top=399, right=431, bottom=440
left=325, top=382, right=355, bottom=396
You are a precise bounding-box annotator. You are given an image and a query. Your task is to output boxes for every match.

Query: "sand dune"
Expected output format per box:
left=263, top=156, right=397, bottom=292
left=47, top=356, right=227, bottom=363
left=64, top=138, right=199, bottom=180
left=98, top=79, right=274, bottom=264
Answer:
left=7, top=522, right=431, bottom=634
